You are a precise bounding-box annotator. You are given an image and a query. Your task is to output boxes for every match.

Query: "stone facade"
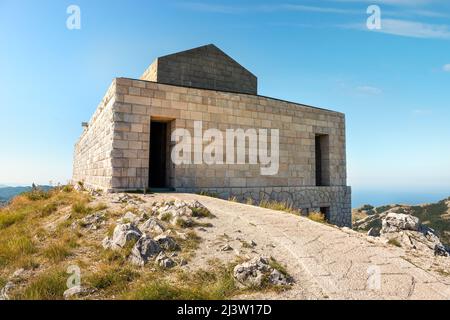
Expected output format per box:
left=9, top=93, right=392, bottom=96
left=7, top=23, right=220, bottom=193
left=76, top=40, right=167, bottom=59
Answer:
left=73, top=44, right=351, bottom=227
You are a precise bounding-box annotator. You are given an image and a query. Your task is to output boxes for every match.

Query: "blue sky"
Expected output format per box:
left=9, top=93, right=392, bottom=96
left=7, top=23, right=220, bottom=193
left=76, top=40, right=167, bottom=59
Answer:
left=0, top=0, right=449, bottom=205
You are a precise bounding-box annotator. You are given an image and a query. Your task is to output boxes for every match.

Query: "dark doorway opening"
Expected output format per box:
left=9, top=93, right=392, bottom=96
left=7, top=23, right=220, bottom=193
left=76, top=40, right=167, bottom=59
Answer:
left=320, top=207, right=330, bottom=221
left=149, top=121, right=168, bottom=188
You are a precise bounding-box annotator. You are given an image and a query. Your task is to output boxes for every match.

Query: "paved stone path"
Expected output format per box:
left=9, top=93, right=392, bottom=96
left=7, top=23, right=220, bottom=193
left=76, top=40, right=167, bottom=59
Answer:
left=171, top=193, right=450, bottom=300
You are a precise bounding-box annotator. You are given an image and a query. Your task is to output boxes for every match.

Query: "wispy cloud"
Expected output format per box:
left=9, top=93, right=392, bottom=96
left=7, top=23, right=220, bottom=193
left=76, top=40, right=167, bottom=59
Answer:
left=443, top=64, right=450, bottom=72
left=356, top=85, right=383, bottom=95
left=412, top=109, right=432, bottom=116
left=343, top=19, right=450, bottom=39
left=177, top=2, right=359, bottom=15
left=331, top=0, right=437, bottom=6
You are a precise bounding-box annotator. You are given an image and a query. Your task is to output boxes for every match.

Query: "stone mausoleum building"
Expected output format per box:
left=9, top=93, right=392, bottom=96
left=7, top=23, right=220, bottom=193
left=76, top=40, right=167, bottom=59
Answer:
left=73, top=44, right=351, bottom=226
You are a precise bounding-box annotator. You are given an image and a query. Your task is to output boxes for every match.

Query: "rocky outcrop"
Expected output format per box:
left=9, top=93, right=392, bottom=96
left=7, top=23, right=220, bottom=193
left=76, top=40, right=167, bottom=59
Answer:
left=129, top=235, right=161, bottom=266
left=139, top=218, right=165, bottom=235
left=357, top=208, right=450, bottom=257
left=233, top=256, right=293, bottom=287
left=381, top=212, right=420, bottom=233
left=102, top=223, right=142, bottom=250
left=153, top=200, right=212, bottom=226
left=154, top=235, right=179, bottom=251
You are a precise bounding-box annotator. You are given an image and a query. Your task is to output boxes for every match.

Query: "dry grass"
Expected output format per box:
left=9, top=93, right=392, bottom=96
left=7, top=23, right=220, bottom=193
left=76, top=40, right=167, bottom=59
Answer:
left=16, top=268, right=67, bottom=300
left=125, top=262, right=238, bottom=300
left=308, top=212, right=326, bottom=223
left=86, top=265, right=139, bottom=295
left=0, top=186, right=91, bottom=288
left=388, top=238, right=402, bottom=247
left=259, top=199, right=301, bottom=215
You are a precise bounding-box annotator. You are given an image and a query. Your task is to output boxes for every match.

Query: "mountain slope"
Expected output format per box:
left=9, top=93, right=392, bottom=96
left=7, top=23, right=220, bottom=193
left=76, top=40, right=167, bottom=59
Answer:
left=353, top=197, right=450, bottom=244
left=2, top=188, right=450, bottom=300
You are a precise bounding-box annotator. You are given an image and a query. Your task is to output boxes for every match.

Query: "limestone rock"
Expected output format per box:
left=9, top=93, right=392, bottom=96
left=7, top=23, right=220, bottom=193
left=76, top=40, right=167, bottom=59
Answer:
left=156, top=252, right=176, bottom=269
left=63, top=286, right=89, bottom=299
left=129, top=235, right=161, bottom=266
left=139, top=218, right=165, bottom=235
left=154, top=234, right=180, bottom=251
left=103, top=223, right=142, bottom=250
left=81, top=212, right=105, bottom=230
left=268, top=269, right=292, bottom=286
left=119, top=211, right=141, bottom=224
left=0, top=282, right=14, bottom=300
left=381, top=212, right=420, bottom=233
left=367, top=227, right=380, bottom=237
left=233, top=256, right=293, bottom=287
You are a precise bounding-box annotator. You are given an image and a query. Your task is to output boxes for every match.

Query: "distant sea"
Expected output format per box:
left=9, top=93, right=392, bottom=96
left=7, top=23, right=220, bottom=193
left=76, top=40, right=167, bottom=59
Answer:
left=352, top=189, right=450, bottom=209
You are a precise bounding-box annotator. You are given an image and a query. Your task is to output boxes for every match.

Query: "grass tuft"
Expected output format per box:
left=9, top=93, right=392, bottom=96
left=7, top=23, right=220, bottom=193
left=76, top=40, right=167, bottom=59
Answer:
left=308, top=212, right=326, bottom=223
left=18, top=269, right=67, bottom=300
left=388, top=238, right=402, bottom=247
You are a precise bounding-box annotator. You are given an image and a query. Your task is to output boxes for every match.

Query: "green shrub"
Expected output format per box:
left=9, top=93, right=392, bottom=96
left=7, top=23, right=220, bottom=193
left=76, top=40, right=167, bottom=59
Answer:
left=25, top=189, right=51, bottom=201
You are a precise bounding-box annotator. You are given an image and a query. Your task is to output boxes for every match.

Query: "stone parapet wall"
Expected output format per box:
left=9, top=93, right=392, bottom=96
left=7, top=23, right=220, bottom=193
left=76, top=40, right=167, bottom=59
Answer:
left=177, top=186, right=352, bottom=227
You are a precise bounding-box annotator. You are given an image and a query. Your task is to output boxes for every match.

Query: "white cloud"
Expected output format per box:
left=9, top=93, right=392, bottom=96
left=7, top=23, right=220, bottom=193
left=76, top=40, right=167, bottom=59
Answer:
left=412, top=109, right=432, bottom=115
left=343, top=19, right=450, bottom=39
left=381, top=19, right=450, bottom=39
left=443, top=64, right=450, bottom=72
left=331, top=0, right=437, bottom=6
left=177, top=2, right=359, bottom=14
left=356, top=86, right=383, bottom=95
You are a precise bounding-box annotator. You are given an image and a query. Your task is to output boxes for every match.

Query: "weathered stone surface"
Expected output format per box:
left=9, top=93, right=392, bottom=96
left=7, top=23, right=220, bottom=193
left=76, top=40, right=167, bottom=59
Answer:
left=154, top=235, right=180, bottom=251
left=156, top=252, right=176, bottom=269
left=233, top=256, right=291, bottom=287
left=63, top=286, right=90, bottom=299
left=103, top=223, right=142, bottom=250
left=129, top=235, right=161, bottom=266
left=381, top=212, right=420, bottom=233
left=81, top=212, right=105, bottom=230
left=139, top=218, right=165, bottom=234
left=119, top=211, right=141, bottom=224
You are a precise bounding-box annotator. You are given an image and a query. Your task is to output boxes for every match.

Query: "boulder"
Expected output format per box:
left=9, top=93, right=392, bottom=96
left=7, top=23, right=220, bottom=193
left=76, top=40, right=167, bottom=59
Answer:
left=129, top=235, right=161, bottom=266
left=119, top=211, right=141, bottom=224
left=103, top=223, right=142, bottom=250
left=268, top=269, right=292, bottom=286
left=81, top=212, right=105, bottom=230
left=156, top=252, right=176, bottom=269
left=367, top=227, right=380, bottom=237
left=139, top=218, right=165, bottom=234
left=233, top=256, right=273, bottom=287
left=63, top=286, right=90, bottom=299
left=154, top=235, right=180, bottom=251
left=0, top=282, right=14, bottom=301
left=381, top=212, right=420, bottom=234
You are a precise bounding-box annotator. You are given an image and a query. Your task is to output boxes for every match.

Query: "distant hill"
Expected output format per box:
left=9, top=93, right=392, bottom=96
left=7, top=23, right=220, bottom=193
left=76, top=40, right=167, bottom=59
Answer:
left=0, top=185, right=53, bottom=205
left=353, top=196, right=450, bottom=245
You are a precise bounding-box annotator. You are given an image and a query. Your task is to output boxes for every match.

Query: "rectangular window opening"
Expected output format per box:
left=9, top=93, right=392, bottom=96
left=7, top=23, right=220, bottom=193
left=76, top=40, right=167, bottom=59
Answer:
left=315, top=134, right=330, bottom=186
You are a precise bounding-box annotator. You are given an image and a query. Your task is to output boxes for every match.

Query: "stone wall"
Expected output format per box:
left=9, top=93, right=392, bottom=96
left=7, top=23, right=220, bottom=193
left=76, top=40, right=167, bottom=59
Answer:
left=141, top=44, right=257, bottom=95
left=110, top=77, right=347, bottom=190
left=72, top=81, right=116, bottom=190
left=178, top=186, right=352, bottom=227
